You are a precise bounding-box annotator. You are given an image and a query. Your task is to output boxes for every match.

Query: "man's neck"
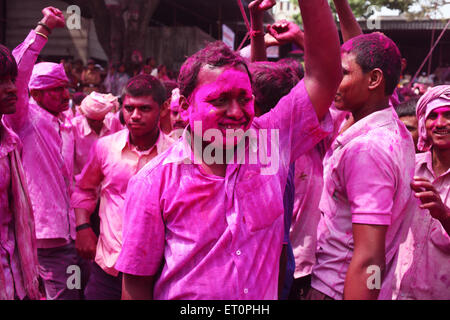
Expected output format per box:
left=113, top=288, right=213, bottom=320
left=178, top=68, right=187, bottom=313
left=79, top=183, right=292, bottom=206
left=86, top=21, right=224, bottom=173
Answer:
left=432, top=147, right=450, bottom=177
left=190, top=132, right=229, bottom=177
left=351, top=96, right=390, bottom=123
left=129, top=128, right=159, bottom=152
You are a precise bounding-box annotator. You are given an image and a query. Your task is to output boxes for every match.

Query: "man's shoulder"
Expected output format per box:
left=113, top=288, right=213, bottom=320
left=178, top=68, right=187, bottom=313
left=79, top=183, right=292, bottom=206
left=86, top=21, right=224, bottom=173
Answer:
left=96, top=128, right=127, bottom=148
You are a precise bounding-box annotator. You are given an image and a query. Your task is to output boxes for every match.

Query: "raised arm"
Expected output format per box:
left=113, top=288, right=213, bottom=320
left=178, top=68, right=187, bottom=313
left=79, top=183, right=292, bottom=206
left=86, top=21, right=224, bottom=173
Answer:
left=298, top=0, right=342, bottom=121
left=249, top=0, right=276, bottom=62
left=5, top=7, right=65, bottom=132
left=333, top=0, right=363, bottom=42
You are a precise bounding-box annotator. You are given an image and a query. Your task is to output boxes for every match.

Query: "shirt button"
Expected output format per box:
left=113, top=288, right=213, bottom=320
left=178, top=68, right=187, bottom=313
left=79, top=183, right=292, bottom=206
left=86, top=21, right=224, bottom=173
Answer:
left=236, top=250, right=241, bottom=256
left=244, top=288, right=248, bottom=294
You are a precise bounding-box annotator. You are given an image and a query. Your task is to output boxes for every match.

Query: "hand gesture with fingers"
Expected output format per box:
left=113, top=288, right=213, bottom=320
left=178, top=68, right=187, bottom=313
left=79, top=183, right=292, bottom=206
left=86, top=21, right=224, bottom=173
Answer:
left=41, top=6, right=65, bottom=30
left=249, top=0, right=276, bottom=24
left=411, top=176, right=449, bottom=221
left=267, top=20, right=304, bottom=49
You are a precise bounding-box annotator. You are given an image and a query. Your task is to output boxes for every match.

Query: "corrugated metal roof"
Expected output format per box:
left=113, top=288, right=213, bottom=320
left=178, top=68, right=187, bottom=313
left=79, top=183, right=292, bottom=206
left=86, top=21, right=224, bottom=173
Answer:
left=358, top=19, right=449, bottom=31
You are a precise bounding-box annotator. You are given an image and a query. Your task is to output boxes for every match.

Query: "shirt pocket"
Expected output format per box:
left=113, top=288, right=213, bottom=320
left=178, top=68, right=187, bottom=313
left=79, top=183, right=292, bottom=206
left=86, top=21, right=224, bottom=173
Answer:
left=236, top=167, right=283, bottom=232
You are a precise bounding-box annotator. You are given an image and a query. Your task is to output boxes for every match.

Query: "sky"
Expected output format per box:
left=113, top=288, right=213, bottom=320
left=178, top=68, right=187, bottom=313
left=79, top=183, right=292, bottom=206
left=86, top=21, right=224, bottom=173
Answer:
left=376, top=3, right=450, bottom=18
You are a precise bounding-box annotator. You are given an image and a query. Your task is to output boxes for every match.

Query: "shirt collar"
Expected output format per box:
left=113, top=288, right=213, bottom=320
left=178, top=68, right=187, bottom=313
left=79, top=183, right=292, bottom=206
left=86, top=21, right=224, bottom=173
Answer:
left=121, top=128, right=174, bottom=156
left=416, top=150, right=450, bottom=178
left=30, top=97, right=71, bottom=127
left=162, top=126, right=197, bottom=165
left=79, top=114, right=113, bottom=137
left=335, top=107, right=397, bottom=148
left=161, top=125, right=256, bottom=167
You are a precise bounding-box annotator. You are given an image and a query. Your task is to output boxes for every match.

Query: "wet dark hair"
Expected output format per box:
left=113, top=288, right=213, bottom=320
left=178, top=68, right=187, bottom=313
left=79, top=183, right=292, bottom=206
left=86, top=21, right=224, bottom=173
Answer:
left=395, top=97, right=419, bottom=118
left=162, top=80, right=178, bottom=101
left=0, top=44, right=18, bottom=80
left=249, top=61, right=300, bottom=115
left=341, top=33, right=401, bottom=96
left=124, top=74, right=166, bottom=106
left=178, top=41, right=252, bottom=99
left=277, top=58, right=304, bottom=81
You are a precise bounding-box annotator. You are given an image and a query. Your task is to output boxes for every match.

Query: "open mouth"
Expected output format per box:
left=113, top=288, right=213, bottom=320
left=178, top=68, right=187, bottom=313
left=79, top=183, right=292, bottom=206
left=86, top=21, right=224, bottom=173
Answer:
left=433, top=129, right=449, bottom=136
left=219, top=122, right=248, bottom=131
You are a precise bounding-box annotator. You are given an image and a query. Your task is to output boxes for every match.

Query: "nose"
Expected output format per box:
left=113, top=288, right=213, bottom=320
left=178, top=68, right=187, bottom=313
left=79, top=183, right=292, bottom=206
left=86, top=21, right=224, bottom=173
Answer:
left=435, top=114, right=446, bottom=127
left=226, top=99, right=244, bottom=120
left=131, top=108, right=142, bottom=120
left=5, top=79, right=17, bottom=95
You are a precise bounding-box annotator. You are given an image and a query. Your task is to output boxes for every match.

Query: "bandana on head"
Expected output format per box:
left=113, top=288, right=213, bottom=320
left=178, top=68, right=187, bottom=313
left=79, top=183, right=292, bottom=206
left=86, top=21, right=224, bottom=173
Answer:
left=29, top=62, right=69, bottom=90
left=416, top=85, right=450, bottom=152
left=79, top=92, right=119, bottom=120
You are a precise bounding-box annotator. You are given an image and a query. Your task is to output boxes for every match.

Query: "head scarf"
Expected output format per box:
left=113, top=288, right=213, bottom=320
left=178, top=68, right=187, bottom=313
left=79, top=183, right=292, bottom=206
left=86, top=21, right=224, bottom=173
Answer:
left=79, top=92, right=119, bottom=120
left=29, top=62, right=69, bottom=90
left=416, top=85, right=450, bottom=151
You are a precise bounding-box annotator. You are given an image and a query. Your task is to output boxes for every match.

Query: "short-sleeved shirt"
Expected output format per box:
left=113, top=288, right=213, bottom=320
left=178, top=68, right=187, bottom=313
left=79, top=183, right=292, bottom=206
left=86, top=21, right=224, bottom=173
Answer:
left=290, top=145, right=324, bottom=279
left=72, top=113, right=123, bottom=177
left=115, top=80, right=333, bottom=299
left=71, top=129, right=174, bottom=276
left=394, top=151, right=450, bottom=300
left=311, top=107, right=416, bottom=300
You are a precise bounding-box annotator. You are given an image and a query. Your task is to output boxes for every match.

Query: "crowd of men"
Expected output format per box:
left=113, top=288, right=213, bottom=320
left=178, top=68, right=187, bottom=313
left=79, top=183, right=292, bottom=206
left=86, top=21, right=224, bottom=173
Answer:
left=0, top=0, right=448, bottom=300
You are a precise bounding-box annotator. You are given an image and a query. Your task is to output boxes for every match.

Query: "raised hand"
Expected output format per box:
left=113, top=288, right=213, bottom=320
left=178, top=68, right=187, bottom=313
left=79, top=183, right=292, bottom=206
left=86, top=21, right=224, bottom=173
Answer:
left=41, top=6, right=66, bottom=30
left=249, top=0, right=276, bottom=13
left=411, top=176, right=449, bottom=221
left=267, top=20, right=304, bottom=49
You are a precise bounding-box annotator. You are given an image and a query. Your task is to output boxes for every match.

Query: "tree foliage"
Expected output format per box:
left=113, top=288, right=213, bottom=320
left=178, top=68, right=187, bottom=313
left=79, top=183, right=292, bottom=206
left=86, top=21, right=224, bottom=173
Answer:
left=290, top=0, right=449, bottom=25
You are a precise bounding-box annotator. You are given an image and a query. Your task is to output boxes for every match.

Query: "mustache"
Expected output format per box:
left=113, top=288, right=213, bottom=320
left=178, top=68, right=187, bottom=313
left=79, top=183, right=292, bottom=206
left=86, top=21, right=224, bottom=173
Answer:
left=4, top=94, right=17, bottom=100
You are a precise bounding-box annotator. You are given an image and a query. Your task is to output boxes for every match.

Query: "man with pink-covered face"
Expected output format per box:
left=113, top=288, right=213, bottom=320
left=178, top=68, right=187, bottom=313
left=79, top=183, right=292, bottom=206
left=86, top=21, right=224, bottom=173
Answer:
left=116, top=0, right=342, bottom=300
left=3, top=7, right=87, bottom=300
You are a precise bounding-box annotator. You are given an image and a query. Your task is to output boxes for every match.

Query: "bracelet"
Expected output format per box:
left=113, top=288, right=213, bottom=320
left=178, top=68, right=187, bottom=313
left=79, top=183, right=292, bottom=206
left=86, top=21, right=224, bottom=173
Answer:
left=250, top=29, right=264, bottom=37
left=37, top=21, right=52, bottom=34
left=35, top=31, right=48, bottom=40
left=76, top=223, right=92, bottom=232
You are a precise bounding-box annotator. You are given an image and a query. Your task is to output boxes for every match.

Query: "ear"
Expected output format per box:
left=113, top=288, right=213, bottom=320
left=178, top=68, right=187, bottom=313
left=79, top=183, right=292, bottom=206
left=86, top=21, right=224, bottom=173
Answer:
left=30, top=89, right=42, bottom=103
left=178, top=95, right=190, bottom=122
left=160, top=99, right=170, bottom=118
left=368, top=68, right=384, bottom=92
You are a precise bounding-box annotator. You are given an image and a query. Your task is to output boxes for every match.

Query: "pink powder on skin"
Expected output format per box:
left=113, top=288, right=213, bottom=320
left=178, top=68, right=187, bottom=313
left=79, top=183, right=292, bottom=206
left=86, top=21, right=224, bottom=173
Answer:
left=188, top=65, right=255, bottom=148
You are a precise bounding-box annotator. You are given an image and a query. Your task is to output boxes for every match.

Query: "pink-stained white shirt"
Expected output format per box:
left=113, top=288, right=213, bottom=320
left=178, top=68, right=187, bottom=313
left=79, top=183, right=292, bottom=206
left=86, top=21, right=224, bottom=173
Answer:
left=311, top=107, right=417, bottom=300
left=394, top=151, right=450, bottom=300
left=4, top=30, right=76, bottom=246
left=72, top=113, right=123, bottom=177
left=115, top=80, right=333, bottom=299
left=290, top=146, right=324, bottom=279
left=0, top=121, right=26, bottom=299
left=71, top=129, right=174, bottom=276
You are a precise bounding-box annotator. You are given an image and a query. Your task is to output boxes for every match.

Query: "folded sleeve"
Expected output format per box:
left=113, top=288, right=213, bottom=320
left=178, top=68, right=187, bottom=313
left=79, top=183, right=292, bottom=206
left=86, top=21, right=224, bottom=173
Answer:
left=341, top=142, right=396, bottom=226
